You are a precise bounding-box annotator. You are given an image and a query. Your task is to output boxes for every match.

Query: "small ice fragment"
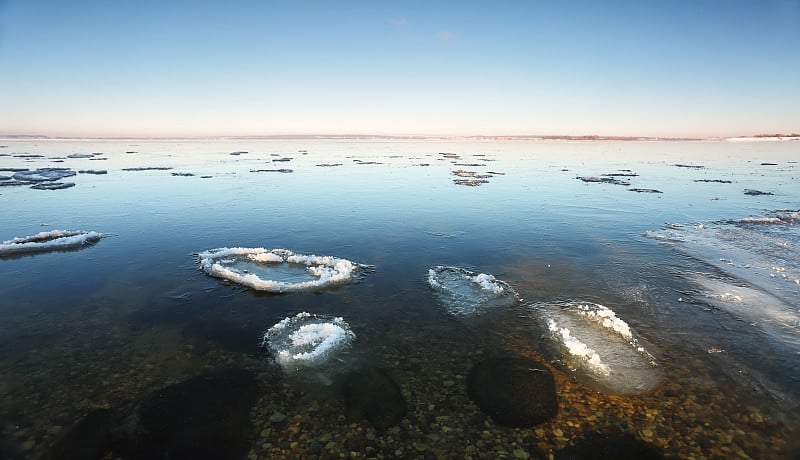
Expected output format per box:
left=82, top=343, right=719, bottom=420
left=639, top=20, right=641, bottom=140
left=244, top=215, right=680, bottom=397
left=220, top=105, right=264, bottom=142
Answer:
left=262, top=312, right=355, bottom=373
left=0, top=230, right=104, bottom=255
left=427, top=266, right=518, bottom=316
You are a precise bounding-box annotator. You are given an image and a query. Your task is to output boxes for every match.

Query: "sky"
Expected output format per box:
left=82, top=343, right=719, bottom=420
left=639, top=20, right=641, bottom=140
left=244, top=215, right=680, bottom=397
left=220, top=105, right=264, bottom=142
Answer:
left=0, top=1, right=798, bottom=138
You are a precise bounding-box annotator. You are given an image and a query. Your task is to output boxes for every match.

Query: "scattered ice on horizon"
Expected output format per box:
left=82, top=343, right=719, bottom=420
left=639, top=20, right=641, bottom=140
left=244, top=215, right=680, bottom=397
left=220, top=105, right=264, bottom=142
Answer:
left=262, top=312, right=355, bottom=377
left=198, top=247, right=363, bottom=292
left=427, top=266, right=518, bottom=316
left=0, top=230, right=104, bottom=255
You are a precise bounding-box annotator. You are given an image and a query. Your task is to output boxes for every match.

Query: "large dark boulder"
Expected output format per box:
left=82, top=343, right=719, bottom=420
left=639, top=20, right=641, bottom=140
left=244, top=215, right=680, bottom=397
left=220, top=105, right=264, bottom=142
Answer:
left=555, top=432, right=664, bottom=460
left=128, top=367, right=260, bottom=459
left=343, top=366, right=407, bottom=432
left=47, top=368, right=261, bottom=460
left=467, top=356, right=558, bottom=427
left=46, top=408, right=125, bottom=460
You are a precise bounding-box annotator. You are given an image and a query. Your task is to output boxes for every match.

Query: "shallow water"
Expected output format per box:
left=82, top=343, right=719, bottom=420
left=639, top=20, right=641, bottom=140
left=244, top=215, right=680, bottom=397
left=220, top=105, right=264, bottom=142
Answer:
left=0, top=139, right=798, bottom=459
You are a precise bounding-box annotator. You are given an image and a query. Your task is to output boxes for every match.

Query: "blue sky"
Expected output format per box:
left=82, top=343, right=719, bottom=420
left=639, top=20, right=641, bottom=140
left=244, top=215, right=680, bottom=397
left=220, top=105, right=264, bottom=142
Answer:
left=1, top=1, right=798, bottom=137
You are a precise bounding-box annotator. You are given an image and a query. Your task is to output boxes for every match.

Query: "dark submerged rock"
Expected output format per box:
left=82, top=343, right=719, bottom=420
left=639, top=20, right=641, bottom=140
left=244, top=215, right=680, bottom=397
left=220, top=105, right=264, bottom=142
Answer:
left=466, top=356, right=558, bottom=427
left=128, top=367, right=260, bottom=459
left=554, top=432, right=664, bottom=460
left=343, top=367, right=407, bottom=432
left=46, top=408, right=125, bottom=460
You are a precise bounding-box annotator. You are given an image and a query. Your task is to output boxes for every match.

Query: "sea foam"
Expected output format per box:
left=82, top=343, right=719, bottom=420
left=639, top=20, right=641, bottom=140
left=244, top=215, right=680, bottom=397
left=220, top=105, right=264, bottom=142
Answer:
left=198, top=247, right=362, bottom=292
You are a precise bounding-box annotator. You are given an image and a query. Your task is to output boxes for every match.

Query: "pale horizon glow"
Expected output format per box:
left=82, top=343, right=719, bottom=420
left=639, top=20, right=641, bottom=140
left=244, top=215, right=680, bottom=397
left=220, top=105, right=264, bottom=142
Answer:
left=1, top=1, right=798, bottom=138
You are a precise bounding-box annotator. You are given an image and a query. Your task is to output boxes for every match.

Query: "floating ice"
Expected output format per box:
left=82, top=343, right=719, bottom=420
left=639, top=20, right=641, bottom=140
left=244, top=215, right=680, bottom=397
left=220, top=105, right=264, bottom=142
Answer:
left=427, top=266, right=518, bottom=316
left=645, top=211, right=800, bottom=305
left=11, top=168, right=76, bottom=182
left=688, top=276, right=800, bottom=345
left=0, top=230, right=104, bottom=256
left=30, top=182, right=75, bottom=190
left=537, top=301, right=661, bottom=394
left=262, top=312, right=355, bottom=374
left=198, top=247, right=363, bottom=292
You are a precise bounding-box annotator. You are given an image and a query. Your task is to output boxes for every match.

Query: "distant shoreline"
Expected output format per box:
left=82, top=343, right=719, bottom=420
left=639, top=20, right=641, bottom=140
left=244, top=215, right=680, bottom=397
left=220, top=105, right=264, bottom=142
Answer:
left=1, top=134, right=798, bottom=142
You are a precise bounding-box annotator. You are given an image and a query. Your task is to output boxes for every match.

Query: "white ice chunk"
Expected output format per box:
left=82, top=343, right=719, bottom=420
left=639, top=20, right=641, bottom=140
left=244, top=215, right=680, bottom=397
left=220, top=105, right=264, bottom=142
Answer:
left=198, top=247, right=362, bottom=292
left=538, top=301, right=661, bottom=394
left=427, top=266, right=518, bottom=316
left=0, top=230, right=104, bottom=255
left=262, top=312, right=355, bottom=373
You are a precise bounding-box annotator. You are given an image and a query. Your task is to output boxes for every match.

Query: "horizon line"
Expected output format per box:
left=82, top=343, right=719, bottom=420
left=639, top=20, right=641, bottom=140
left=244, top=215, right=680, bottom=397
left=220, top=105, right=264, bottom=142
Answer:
left=1, top=132, right=799, bottom=142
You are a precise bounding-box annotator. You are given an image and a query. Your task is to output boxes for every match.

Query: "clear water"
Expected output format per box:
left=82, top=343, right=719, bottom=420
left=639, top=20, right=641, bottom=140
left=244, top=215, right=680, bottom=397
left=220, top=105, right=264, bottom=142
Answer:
left=1, top=139, right=798, bottom=458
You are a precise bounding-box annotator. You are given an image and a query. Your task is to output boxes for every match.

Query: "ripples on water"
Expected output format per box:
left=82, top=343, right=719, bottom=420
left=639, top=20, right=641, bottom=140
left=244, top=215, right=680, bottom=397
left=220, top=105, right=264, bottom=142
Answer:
left=0, top=140, right=798, bottom=459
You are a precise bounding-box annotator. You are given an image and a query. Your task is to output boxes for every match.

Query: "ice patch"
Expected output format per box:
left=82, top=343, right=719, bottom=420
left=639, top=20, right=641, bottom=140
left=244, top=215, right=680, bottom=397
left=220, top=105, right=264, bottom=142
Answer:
left=427, top=266, right=518, bottom=316
left=262, top=312, right=355, bottom=375
left=645, top=211, right=800, bottom=307
left=0, top=230, right=104, bottom=256
left=198, top=247, right=363, bottom=292
left=537, top=301, right=661, bottom=394
left=12, top=168, right=76, bottom=182
left=688, top=276, right=800, bottom=345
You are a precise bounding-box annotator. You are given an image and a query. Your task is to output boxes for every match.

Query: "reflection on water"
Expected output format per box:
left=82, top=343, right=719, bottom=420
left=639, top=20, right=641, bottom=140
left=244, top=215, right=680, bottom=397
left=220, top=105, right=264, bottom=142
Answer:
left=0, top=139, right=798, bottom=459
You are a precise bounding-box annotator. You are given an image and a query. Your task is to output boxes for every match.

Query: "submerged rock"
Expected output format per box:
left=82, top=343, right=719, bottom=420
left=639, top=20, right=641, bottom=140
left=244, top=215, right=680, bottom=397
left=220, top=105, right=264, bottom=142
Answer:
left=46, top=408, right=124, bottom=460
left=47, top=370, right=261, bottom=460
left=129, top=368, right=260, bottom=459
left=343, top=367, right=407, bottom=432
left=466, top=357, right=558, bottom=427
left=555, top=432, right=664, bottom=460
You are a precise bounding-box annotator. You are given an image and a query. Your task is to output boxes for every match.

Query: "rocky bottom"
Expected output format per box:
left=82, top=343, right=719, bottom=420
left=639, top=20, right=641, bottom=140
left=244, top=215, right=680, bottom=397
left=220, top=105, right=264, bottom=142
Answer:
left=0, top=306, right=797, bottom=460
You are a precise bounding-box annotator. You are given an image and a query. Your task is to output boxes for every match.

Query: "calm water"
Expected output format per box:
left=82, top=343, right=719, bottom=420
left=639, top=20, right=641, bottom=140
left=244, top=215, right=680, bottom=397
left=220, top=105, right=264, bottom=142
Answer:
left=1, top=139, right=798, bottom=459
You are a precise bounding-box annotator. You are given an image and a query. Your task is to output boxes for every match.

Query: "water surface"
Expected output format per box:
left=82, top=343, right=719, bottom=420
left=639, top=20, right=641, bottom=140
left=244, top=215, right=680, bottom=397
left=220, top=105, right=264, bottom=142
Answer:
left=1, top=139, right=798, bottom=459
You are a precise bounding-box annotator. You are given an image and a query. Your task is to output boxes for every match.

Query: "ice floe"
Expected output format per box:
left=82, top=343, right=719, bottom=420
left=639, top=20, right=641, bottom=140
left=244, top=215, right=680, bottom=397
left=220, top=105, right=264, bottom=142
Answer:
left=12, top=168, right=76, bottom=182
left=645, top=211, right=800, bottom=304
left=427, top=266, right=518, bottom=316
left=30, top=182, right=75, bottom=190
left=687, top=276, right=800, bottom=342
left=0, top=230, right=104, bottom=256
left=198, top=247, right=364, bottom=292
left=262, top=312, right=355, bottom=376
left=536, top=301, right=661, bottom=394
